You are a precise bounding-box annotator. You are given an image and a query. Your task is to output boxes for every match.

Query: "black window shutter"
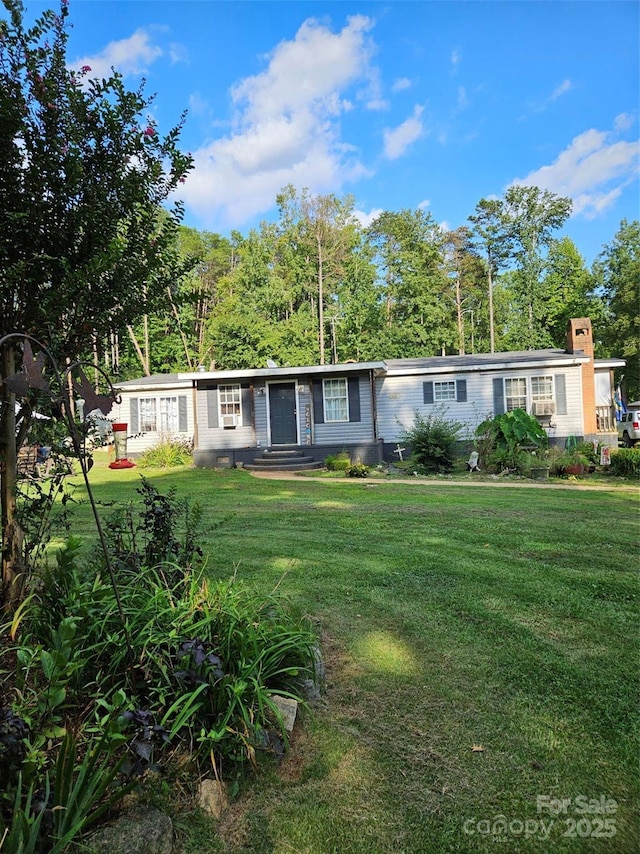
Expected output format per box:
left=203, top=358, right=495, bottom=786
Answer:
left=207, top=387, right=219, bottom=428
left=423, top=382, right=434, bottom=404
left=456, top=379, right=467, bottom=402
left=241, top=385, right=253, bottom=427
left=313, top=381, right=324, bottom=424
left=348, top=377, right=361, bottom=422
left=555, top=374, right=567, bottom=415
left=493, top=377, right=505, bottom=415
left=178, top=396, right=188, bottom=431
left=130, top=398, right=139, bottom=433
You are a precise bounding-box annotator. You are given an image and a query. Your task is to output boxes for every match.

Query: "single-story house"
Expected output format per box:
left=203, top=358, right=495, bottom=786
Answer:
left=109, top=318, right=624, bottom=468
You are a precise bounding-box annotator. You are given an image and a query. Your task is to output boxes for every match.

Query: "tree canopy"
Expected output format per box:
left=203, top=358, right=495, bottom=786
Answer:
left=0, top=0, right=192, bottom=606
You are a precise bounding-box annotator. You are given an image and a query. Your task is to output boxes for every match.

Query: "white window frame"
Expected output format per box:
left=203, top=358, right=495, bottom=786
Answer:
left=434, top=381, right=456, bottom=402
left=531, top=375, right=554, bottom=403
left=159, top=396, right=179, bottom=432
left=138, top=397, right=157, bottom=432
left=323, top=378, right=349, bottom=423
left=504, top=377, right=527, bottom=412
left=218, top=384, right=242, bottom=426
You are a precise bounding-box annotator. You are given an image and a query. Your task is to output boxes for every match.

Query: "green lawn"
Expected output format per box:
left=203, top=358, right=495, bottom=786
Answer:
left=67, top=458, right=639, bottom=853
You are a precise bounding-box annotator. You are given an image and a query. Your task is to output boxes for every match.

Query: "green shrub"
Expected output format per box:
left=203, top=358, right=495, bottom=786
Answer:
left=476, top=409, right=548, bottom=472
left=400, top=411, right=465, bottom=474
left=574, top=441, right=599, bottom=465
left=324, top=451, right=351, bottom=472
left=138, top=436, right=193, bottom=468
left=2, top=479, right=318, bottom=849
left=102, top=476, right=203, bottom=573
left=346, top=463, right=369, bottom=478
left=550, top=449, right=591, bottom=476
left=610, top=448, right=640, bottom=478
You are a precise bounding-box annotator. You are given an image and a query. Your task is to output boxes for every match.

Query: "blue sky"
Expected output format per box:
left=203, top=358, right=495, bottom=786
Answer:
left=28, top=1, right=640, bottom=263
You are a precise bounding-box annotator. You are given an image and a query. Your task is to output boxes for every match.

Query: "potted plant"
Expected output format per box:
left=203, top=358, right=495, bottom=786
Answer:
left=553, top=449, right=590, bottom=476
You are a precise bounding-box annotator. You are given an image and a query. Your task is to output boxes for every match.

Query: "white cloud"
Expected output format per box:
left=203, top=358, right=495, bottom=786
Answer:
left=417, top=199, right=430, bottom=210
left=451, top=48, right=460, bottom=70
left=510, top=122, right=639, bottom=218
left=457, top=86, right=469, bottom=110
left=231, top=15, right=375, bottom=122
left=383, top=105, right=425, bottom=160
left=366, top=98, right=389, bottom=111
left=520, top=78, right=574, bottom=119
left=392, top=77, right=412, bottom=93
left=179, top=16, right=377, bottom=227
left=353, top=207, right=383, bottom=227
left=169, top=43, right=189, bottom=65
left=614, top=112, right=635, bottom=132
left=550, top=79, right=572, bottom=100
left=72, top=29, right=162, bottom=78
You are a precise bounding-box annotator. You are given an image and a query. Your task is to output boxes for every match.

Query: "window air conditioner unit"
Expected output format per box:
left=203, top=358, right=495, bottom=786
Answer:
left=532, top=402, right=555, bottom=416
left=222, top=414, right=237, bottom=428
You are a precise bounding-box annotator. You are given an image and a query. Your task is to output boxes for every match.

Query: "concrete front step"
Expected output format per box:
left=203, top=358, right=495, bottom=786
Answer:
left=259, top=448, right=306, bottom=457
left=244, top=448, right=323, bottom=472
left=245, top=460, right=324, bottom=472
left=251, top=455, right=315, bottom=467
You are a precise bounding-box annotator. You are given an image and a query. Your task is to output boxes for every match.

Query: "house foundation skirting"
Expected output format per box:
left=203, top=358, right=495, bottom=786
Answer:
left=194, top=441, right=384, bottom=470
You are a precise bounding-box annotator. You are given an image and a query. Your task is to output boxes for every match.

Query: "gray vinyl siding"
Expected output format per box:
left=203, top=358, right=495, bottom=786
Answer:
left=108, top=384, right=194, bottom=455
left=196, top=384, right=255, bottom=450
left=376, top=367, right=585, bottom=443
left=312, top=374, right=374, bottom=444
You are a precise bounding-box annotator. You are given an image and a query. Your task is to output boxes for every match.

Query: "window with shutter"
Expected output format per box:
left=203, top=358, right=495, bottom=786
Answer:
left=323, top=378, right=348, bottom=422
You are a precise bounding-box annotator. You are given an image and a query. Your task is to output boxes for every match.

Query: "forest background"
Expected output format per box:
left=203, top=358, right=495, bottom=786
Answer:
left=117, top=187, right=639, bottom=401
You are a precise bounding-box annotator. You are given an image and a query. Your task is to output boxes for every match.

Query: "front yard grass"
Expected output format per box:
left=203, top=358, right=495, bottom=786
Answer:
left=66, top=459, right=638, bottom=852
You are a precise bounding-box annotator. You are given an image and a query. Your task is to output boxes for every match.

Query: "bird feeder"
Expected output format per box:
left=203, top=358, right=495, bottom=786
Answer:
left=109, top=422, right=135, bottom=469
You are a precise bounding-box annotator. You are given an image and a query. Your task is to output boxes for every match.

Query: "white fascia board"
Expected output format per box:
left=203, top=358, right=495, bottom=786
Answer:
left=115, top=380, right=193, bottom=393
left=382, top=356, right=589, bottom=377
left=594, top=359, right=626, bottom=369
left=178, top=361, right=385, bottom=382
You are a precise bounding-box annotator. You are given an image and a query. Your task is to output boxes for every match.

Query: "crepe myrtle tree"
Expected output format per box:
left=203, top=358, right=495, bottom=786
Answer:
left=0, top=0, right=193, bottom=607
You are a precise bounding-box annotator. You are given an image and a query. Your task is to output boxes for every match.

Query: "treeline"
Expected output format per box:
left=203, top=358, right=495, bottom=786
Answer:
left=118, top=185, right=639, bottom=398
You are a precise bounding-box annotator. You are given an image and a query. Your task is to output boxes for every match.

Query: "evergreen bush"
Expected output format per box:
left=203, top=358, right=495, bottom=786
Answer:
left=400, top=411, right=465, bottom=474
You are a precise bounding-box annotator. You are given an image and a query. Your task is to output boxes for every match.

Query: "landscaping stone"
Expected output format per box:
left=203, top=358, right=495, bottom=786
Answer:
left=197, top=778, right=229, bottom=819
left=85, top=806, right=173, bottom=854
left=296, top=643, right=326, bottom=704
left=271, top=695, right=298, bottom=732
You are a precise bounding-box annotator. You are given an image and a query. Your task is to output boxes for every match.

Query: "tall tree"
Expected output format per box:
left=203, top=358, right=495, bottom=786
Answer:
left=593, top=220, right=640, bottom=400
left=501, top=186, right=572, bottom=349
left=276, top=186, right=357, bottom=364
left=442, top=227, right=485, bottom=354
left=468, top=198, right=512, bottom=352
left=0, top=0, right=192, bottom=605
left=540, top=236, right=604, bottom=347
left=367, top=209, right=452, bottom=357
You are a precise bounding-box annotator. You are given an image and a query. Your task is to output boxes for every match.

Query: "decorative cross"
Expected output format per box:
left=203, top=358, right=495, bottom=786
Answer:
left=393, top=444, right=406, bottom=462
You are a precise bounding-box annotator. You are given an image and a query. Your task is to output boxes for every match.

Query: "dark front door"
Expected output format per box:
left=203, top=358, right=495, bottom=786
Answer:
left=269, top=383, right=297, bottom=445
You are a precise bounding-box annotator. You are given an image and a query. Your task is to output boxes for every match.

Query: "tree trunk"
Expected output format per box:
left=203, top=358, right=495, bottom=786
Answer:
left=1, top=343, right=25, bottom=611
left=455, top=272, right=464, bottom=355
left=167, top=286, right=194, bottom=370
left=317, top=237, right=325, bottom=365
left=127, top=325, right=151, bottom=376
left=488, top=265, right=495, bottom=353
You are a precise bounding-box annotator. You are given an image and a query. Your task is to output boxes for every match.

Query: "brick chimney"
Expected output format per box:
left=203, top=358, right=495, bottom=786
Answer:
left=566, top=318, right=596, bottom=435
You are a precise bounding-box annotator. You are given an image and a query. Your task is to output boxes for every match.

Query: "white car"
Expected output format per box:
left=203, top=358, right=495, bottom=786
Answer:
left=618, top=404, right=640, bottom=447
